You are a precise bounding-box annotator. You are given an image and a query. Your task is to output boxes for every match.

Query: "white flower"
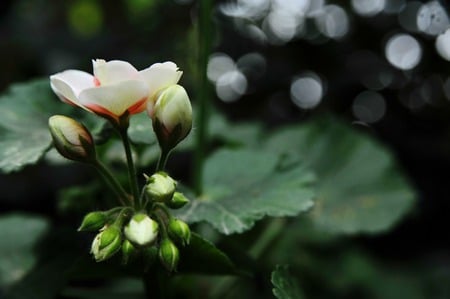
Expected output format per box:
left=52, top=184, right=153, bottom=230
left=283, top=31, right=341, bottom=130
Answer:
left=50, top=59, right=182, bottom=124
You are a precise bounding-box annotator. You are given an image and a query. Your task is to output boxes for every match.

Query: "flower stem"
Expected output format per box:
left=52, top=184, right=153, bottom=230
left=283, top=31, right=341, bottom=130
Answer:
left=156, top=148, right=170, bottom=172
left=93, top=161, right=129, bottom=206
left=119, top=127, right=140, bottom=205
left=193, top=0, right=213, bottom=196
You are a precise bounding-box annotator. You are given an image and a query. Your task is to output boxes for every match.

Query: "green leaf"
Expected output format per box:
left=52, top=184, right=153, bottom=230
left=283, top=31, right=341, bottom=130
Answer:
left=177, top=149, right=315, bottom=234
left=0, top=78, right=98, bottom=173
left=0, top=214, right=50, bottom=288
left=271, top=264, right=304, bottom=299
left=178, top=232, right=240, bottom=275
left=264, top=115, right=416, bottom=234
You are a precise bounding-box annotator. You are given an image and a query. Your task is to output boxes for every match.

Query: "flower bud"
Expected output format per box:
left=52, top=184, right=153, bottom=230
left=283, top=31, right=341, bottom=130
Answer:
left=48, top=115, right=96, bottom=163
left=121, top=239, right=137, bottom=265
left=91, top=225, right=122, bottom=262
left=145, top=172, right=176, bottom=202
left=150, top=84, right=192, bottom=151
left=78, top=211, right=106, bottom=232
left=124, top=213, right=159, bottom=247
left=158, top=238, right=179, bottom=272
left=166, top=192, right=189, bottom=209
left=168, top=218, right=191, bottom=247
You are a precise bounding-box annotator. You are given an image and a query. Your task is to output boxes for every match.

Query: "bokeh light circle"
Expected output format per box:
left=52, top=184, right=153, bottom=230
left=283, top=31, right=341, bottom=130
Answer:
left=352, top=91, right=386, bottom=123
left=290, top=73, right=323, bottom=109
left=385, top=34, right=422, bottom=70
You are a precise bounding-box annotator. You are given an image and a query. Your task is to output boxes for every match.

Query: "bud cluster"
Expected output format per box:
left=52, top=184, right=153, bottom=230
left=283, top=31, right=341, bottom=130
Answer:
left=78, top=170, right=192, bottom=273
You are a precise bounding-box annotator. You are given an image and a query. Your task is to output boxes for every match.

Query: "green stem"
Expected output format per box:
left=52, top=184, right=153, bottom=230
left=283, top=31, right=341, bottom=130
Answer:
left=156, top=148, right=170, bottom=172
left=193, top=0, right=213, bottom=195
left=93, top=161, right=129, bottom=206
left=119, top=127, right=140, bottom=205
left=138, top=185, right=147, bottom=210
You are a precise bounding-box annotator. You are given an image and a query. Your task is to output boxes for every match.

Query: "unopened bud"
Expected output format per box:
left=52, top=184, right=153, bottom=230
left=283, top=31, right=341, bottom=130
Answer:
left=78, top=211, right=106, bottom=232
left=48, top=115, right=96, bottom=163
left=158, top=238, right=179, bottom=272
left=150, top=84, right=192, bottom=151
left=168, top=218, right=191, bottom=247
left=166, top=192, right=189, bottom=209
left=124, top=213, right=159, bottom=247
left=91, top=225, right=122, bottom=262
left=145, top=172, right=176, bottom=202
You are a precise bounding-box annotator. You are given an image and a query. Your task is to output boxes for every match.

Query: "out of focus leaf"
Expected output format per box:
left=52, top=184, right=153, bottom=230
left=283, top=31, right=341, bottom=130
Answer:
left=128, top=112, right=156, bottom=145
left=0, top=78, right=100, bottom=173
left=264, top=115, right=416, bottom=234
left=0, top=214, right=49, bottom=288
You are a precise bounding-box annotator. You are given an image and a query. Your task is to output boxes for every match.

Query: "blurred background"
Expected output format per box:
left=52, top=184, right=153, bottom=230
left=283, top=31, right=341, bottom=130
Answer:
left=0, top=0, right=450, bottom=298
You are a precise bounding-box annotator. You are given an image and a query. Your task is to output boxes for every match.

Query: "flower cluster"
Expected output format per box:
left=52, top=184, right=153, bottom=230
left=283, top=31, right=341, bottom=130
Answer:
left=48, top=59, right=193, bottom=272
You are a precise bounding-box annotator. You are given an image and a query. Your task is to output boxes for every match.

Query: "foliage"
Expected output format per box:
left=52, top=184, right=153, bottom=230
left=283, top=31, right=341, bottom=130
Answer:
left=0, top=77, right=422, bottom=298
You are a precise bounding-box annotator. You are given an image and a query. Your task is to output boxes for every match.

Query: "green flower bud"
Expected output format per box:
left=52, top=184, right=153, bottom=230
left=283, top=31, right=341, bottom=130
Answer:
left=78, top=211, right=107, bottom=232
left=91, top=225, right=122, bottom=262
left=158, top=238, right=179, bottom=272
left=124, top=213, right=159, bottom=247
left=121, top=239, right=137, bottom=265
left=145, top=171, right=177, bottom=202
left=151, top=84, right=192, bottom=151
left=48, top=115, right=96, bottom=163
left=166, top=192, right=189, bottom=209
left=168, top=218, right=191, bottom=247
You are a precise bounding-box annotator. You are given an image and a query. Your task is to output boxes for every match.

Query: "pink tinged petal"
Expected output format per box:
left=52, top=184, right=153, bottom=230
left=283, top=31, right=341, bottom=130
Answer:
left=78, top=80, right=149, bottom=117
left=92, top=59, right=140, bottom=86
left=139, top=61, right=183, bottom=100
left=50, top=70, right=95, bottom=109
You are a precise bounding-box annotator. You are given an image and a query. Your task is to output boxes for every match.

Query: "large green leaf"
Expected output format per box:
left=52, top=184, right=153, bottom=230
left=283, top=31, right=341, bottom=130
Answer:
left=177, top=149, right=315, bottom=235
left=0, top=78, right=97, bottom=173
left=0, top=79, right=55, bottom=172
left=271, top=265, right=304, bottom=299
left=0, top=214, right=50, bottom=288
left=264, top=116, right=416, bottom=234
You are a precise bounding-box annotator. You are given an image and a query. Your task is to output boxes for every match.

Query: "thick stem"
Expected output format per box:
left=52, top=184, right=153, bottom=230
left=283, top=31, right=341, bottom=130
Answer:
left=118, top=127, right=140, bottom=206
left=193, top=0, right=213, bottom=196
left=93, top=161, right=129, bottom=206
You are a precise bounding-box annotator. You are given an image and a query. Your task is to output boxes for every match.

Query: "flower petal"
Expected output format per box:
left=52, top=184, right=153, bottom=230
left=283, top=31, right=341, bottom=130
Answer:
left=78, top=80, right=149, bottom=117
left=92, top=59, right=139, bottom=86
left=50, top=70, right=95, bottom=107
left=139, top=61, right=183, bottom=99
